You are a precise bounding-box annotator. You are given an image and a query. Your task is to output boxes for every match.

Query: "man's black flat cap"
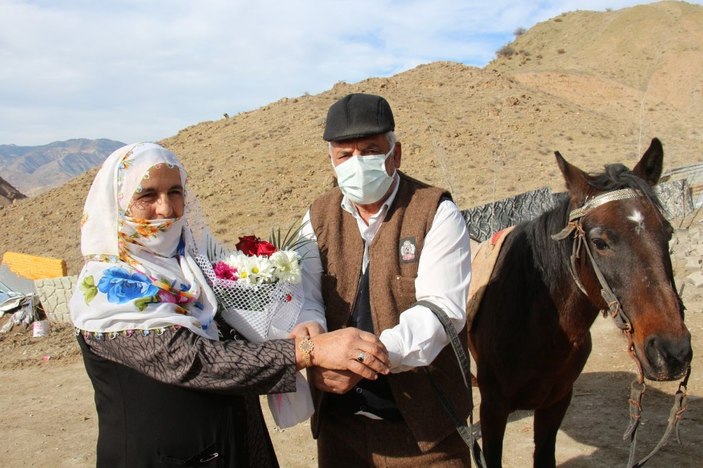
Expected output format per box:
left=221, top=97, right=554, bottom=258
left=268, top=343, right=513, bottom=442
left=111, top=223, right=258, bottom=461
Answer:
left=323, top=93, right=395, bottom=141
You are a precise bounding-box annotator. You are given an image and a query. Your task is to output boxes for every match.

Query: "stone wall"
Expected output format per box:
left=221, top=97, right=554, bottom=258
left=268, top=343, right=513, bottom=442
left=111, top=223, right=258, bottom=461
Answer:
left=34, top=275, right=77, bottom=323
left=671, top=214, right=703, bottom=306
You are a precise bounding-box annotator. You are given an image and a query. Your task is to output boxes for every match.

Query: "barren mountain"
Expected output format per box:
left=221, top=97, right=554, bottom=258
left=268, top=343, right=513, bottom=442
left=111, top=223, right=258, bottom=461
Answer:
left=0, top=139, right=125, bottom=196
left=1, top=1, right=701, bottom=275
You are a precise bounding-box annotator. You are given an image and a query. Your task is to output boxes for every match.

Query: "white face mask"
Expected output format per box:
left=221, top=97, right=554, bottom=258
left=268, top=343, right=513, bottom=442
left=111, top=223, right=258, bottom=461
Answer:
left=333, top=145, right=396, bottom=205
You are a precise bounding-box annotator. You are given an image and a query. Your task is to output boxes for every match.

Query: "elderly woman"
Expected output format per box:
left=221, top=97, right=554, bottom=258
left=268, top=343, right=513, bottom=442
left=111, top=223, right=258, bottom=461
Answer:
left=70, top=143, right=388, bottom=467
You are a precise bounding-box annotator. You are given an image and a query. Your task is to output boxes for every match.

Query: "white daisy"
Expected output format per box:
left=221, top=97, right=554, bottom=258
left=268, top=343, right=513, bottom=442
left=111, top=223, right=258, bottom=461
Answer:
left=270, top=250, right=302, bottom=283
left=248, top=255, right=275, bottom=285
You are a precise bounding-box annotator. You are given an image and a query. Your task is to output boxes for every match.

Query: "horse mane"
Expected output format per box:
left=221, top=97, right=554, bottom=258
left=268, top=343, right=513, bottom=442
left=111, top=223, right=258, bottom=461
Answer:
left=589, top=163, right=662, bottom=210
left=517, top=163, right=663, bottom=291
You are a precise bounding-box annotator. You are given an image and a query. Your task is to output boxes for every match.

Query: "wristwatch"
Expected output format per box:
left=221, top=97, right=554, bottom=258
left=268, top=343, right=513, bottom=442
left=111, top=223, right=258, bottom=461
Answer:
left=299, top=336, right=314, bottom=368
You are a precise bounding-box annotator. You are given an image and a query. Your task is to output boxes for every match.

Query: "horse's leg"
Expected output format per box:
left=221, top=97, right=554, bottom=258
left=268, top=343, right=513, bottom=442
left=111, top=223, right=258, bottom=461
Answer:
left=479, top=396, right=510, bottom=468
left=532, top=390, right=573, bottom=468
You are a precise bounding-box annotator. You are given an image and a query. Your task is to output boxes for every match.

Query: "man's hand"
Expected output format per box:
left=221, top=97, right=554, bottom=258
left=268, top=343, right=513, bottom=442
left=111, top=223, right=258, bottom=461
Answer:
left=309, top=368, right=362, bottom=394
left=289, top=321, right=325, bottom=339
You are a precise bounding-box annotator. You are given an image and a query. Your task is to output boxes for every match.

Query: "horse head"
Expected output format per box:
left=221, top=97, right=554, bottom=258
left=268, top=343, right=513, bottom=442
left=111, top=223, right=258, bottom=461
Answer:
left=553, top=138, right=692, bottom=381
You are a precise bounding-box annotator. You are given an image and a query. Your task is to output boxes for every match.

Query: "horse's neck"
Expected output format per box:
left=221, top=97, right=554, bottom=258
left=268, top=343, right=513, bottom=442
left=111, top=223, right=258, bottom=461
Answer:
left=556, top=286, right=602, bottom=342
left=520, top=215, right=602, bottom=341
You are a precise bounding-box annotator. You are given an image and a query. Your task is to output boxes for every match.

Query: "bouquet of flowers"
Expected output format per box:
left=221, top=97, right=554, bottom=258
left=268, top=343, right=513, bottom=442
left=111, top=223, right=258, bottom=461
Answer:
left=203, top=229, right=307, bottom=343
left=194, top=225, right=314, bottom=428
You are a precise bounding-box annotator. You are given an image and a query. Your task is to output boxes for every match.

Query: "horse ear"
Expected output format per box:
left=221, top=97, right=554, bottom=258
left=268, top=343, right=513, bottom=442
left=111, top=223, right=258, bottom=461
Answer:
left=631, top=138, right=663, bottom=186
left=555, top=151, right=590, bottom=205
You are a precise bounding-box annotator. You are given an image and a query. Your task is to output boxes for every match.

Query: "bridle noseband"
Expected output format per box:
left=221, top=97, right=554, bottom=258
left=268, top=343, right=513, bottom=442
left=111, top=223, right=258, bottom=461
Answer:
left=551, top=187, right=690, bottom=468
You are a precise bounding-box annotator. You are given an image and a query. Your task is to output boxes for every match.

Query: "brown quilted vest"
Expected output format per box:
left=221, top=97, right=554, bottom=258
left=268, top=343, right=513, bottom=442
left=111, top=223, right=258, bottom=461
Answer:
left=309, top=171, right=470, bottom=452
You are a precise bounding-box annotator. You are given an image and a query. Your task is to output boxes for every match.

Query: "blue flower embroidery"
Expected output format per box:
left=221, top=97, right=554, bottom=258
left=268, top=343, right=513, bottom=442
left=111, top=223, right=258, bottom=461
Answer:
left=97, top=267, right=159, bottom=304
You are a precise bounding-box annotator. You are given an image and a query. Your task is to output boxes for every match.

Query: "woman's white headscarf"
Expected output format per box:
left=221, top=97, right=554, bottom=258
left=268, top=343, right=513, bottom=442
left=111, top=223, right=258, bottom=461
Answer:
left=69, top=143, right=219, bottom=340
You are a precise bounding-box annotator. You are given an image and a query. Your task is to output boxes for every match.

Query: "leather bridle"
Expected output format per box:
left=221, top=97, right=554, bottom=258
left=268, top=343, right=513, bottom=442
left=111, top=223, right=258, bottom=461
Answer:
left=551, top=188, right=639, bottom=331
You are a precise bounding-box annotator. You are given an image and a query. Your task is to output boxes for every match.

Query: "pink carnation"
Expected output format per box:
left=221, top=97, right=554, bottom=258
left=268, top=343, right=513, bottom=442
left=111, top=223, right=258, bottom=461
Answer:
left=214, top=261, right=238, bottom=280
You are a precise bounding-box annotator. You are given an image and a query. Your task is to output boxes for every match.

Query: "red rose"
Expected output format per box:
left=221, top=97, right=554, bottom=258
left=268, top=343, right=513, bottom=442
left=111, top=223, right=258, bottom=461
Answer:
left=235, top=236, right=260, bottom=256
left=255, top=240, right=278, bottom=257
left=235, top=235, right=278, bottom=257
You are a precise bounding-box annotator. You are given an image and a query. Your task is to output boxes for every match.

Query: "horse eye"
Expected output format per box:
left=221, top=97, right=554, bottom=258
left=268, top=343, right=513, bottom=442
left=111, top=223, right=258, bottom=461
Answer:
left=591, top=238, right=608, bottom=250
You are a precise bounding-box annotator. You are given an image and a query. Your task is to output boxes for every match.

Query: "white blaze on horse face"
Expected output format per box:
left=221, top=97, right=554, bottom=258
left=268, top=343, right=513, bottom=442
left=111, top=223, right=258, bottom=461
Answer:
left=628, top=209, right=645, bottom=233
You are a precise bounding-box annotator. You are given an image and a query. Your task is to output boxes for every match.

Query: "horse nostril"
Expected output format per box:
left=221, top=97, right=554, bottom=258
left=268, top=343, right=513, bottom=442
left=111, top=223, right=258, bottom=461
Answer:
left=644, top=334, right=693, bottom=370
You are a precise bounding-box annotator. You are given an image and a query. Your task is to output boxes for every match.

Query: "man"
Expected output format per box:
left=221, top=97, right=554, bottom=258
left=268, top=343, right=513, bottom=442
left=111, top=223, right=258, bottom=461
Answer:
left=297, top=93, right=473, bottom=467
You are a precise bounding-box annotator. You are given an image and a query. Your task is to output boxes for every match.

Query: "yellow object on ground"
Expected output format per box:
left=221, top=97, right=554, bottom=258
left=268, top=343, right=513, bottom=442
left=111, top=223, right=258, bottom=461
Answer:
left=1, top=251, right=67, bottom=280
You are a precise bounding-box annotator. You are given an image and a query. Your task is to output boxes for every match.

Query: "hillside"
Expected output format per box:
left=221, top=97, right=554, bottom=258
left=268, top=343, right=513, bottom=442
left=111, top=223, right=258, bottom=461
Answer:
left=1, top=1, right=702, bottom=275
left=488, top=0, right=703, bottom=148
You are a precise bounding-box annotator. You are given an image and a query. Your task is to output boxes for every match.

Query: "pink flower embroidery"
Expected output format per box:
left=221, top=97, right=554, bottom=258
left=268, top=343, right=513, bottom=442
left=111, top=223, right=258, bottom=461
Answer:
left=157, top=290, right=191, bottom=304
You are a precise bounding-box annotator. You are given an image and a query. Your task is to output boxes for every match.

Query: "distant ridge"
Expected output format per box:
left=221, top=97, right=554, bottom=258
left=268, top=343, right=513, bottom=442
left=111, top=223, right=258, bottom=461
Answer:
left=0, top=138, right=125, bottom=196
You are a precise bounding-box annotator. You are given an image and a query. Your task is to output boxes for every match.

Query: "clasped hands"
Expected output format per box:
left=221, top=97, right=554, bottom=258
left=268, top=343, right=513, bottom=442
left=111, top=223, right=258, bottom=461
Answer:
left=290, top=321, right=390, bottom=394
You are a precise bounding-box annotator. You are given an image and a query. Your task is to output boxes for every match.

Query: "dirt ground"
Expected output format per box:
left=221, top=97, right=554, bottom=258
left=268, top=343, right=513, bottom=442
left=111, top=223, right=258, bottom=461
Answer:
left=2, top=212, right=703, bottom=467
left=1, top=304, right=701, bottom=467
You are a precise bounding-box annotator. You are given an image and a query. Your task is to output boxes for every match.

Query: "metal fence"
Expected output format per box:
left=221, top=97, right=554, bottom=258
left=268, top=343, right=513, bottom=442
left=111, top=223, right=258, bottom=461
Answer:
left=461, top=179, right=694, bottom=242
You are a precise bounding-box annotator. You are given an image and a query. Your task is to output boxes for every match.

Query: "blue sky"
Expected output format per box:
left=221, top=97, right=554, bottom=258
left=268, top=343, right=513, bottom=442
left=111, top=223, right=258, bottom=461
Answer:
left=0, top=0, right=688, bottom=146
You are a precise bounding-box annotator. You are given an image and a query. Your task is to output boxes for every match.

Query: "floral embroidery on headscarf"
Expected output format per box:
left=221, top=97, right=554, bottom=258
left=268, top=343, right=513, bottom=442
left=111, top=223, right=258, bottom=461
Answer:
left=80, top=267, right=159, bottom=309
left=132, top=218, right=176, bottom=239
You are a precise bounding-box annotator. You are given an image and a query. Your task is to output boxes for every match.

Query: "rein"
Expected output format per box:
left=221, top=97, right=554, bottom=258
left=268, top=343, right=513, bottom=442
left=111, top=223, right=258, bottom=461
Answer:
left=551, top=188, right=691, bottom=467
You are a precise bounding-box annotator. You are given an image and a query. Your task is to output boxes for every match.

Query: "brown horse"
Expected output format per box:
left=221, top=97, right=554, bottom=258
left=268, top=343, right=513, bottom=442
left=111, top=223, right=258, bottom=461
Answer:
left=468, top=138, right=693, bottom=467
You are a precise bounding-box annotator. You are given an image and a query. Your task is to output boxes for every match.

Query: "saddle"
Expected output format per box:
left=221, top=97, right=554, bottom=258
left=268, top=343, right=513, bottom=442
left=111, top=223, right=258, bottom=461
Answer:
left=466, top=226, right=515, bottom=331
